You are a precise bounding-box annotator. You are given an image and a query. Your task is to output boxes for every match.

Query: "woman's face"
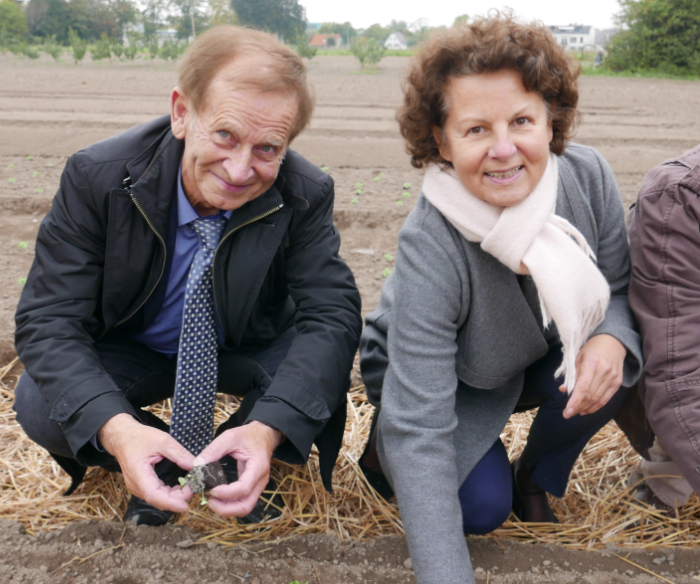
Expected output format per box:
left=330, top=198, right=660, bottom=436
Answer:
left=434, top=69, right=554, bottom=207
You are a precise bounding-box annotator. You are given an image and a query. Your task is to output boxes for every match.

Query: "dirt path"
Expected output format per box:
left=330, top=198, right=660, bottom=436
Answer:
left=1, top=53, right=700, bottom=581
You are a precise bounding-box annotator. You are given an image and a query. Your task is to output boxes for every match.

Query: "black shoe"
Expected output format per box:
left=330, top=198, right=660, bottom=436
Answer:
left=122, top=459, right=184, bottom=526
left=511, top=457, right=557, bottom=523
left=219, top=455, right=284, bottom=523
left=123, top=495, right=174, bottom=526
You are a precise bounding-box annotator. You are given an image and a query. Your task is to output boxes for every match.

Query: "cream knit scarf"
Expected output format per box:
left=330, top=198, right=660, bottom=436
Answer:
left=422, top=154, right=610, bottom=393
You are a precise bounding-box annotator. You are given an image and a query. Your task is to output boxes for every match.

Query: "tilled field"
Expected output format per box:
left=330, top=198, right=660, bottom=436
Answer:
left=1, top=53, right=699, bottom=583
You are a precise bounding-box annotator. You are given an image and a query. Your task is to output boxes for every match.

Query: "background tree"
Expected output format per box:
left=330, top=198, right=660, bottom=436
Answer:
left=231, top=0, right=306, bottom=41
left=453, top=14, right=469, bottom=26
left=209, top=0, right=237, bottom=27
left=0, top=0, right=28, bottom=38
left=361, top=23, right=390, bottom=44
left=170, top=0, right=209, bottom=39
left=319, top=21, right=355, bottom=45
left=606, top=0, right=700, bottom=74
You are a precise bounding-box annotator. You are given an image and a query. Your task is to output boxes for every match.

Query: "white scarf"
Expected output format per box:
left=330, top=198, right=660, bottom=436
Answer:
left=422, top=154, right=610, bottom=393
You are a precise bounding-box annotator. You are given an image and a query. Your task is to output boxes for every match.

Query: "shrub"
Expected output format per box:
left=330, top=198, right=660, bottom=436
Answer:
left=42, top=35, right=63, bottom=61
left=91, top=33, right=112, bottom=61
left=68, top=28, right=87, bottom=64
left=350, top=38, right=385, bottom=70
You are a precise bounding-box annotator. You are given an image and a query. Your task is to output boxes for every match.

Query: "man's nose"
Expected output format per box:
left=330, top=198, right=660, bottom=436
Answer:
left=221, top=148, right=255, bottom=183
left=488, top=129, right=517, bottom=161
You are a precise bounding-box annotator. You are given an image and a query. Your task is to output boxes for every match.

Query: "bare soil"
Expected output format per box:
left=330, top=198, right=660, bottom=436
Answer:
left=1, top=53, right=700, bottom=583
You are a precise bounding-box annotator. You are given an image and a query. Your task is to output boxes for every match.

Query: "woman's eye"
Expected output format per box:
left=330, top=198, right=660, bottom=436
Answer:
left=514, top=117, right=530, bottom=126
left=467, top=126, right=483, bottom=135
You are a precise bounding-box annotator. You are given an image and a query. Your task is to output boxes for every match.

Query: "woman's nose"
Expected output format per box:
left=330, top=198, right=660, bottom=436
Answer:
left=488, top=131, right=517, bottom=160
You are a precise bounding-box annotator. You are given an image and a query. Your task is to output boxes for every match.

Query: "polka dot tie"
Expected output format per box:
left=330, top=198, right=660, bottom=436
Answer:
left=170, top=215, right=227, bottom=455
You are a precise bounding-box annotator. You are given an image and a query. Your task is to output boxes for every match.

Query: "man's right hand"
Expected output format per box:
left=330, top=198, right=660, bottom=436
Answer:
left=98, top=413, right=195, bottom=513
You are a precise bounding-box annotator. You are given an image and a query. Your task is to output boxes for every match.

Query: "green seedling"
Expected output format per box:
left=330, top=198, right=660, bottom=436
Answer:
left=289, top=581, right=309, bottom=584
left=373, top=172, right=384, bottom=182
left=17, top=241, right=28, bottom=250
left=8, top=178, right=16, bottom=184
left=179, top=462, right=227, bottom=506
left=403, top=182, right=411, bottom=190
left=18, top=277, right=27, bottom=285
left=350, top=198, right=359, bottom=205
left=25, top=155, right=33, bottom=160
left=396, top=200, right=404, bottom=206
left=320, top=165, right=329, bottom=172
left=354, top=188, right=363, bottom=195
left=354, top=182, right=364, bottom=189
left=384, top=253, right=394, bottom=261
left=45, top=162, right=54, bottom=167
left=402, top=192, right=411, bottom=198
left=33, top=171, right=39, bottom=177
left=34, top=188, right=44, bottom=193
left=7, top=163, right=15, bottom=168
left=381, top=268, right=392, bottom=278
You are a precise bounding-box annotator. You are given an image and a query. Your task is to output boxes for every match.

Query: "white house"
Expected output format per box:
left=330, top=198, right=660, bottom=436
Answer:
left=384, top=32, right=408, bottom=50
left=549, top=25, right=597, bottom=51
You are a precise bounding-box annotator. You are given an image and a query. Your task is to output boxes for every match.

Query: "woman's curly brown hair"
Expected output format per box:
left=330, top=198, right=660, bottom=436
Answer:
left=398, top=12, right=580, bottom=167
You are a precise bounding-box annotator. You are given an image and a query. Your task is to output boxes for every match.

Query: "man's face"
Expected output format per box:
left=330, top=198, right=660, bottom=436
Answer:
left=171, top=58, right=298, bottom=216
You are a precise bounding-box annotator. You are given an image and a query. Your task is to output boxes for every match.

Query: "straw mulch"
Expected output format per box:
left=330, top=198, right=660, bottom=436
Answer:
left=1, top=357, right=698, bottom=550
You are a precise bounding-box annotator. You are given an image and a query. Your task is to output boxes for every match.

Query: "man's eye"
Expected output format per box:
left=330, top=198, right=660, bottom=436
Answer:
left=217, top=130, right=231, bottom=139
left=260, top=145, right=276, bottom=154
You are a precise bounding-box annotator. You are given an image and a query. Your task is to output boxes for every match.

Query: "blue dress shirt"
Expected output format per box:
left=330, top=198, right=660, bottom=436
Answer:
left=132, top=168, right=232, bottom=356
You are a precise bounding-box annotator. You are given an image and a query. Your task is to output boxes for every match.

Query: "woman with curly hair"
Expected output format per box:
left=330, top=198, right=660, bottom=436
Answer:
left=359, top=13, right=643, bottom=584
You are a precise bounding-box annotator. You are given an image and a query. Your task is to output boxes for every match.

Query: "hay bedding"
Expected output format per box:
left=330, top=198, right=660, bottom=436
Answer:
left=0, top=357, right=697, bottom=550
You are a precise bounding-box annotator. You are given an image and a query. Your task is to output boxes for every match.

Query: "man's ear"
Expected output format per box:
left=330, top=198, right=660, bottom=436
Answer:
left=171, top=87, right=189, bottom=140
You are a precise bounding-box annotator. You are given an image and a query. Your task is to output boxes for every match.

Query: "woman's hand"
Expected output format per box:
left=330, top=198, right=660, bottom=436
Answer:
left=561, top=334, right=626, bottom=419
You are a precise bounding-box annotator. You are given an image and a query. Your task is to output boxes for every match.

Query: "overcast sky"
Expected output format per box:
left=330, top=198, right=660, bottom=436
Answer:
left=299, top=0, right=620, bottom=31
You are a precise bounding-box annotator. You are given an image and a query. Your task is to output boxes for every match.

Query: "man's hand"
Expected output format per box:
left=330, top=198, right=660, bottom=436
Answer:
left=98, top=413, right=195, bottom=512
left=562, top=334, right=627, bottom=419
left=193, top=421, right=283, bottom=517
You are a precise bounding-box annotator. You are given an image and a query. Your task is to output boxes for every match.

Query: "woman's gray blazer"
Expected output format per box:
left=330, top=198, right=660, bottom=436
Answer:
left=359, top=143, right=643, bottom=584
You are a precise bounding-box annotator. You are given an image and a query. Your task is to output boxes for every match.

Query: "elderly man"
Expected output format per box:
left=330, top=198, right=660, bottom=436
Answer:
left=13, top=26, right=362, bottom=526
left=627, top=144, right=700, bottom=510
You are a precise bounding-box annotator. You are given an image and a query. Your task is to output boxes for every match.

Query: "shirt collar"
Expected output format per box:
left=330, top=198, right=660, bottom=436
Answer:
left=178, top=164, right=233, bottom=227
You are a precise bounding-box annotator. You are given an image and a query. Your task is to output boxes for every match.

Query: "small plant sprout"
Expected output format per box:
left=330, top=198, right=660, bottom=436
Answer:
left=373, top=172, right=384, bottom=182
left=25, top=155, right=33, bottom=160
left=45, top=162, right=54, bottom=167
left=34, top=188, right=44, bottom=193
left=33, top=171, right=39, bottom=177
left=17, top=241, right=28, bottom=250
left=8, top=178, right=16, bottom=184
left=18, top=277, right=27, bottom=285
left=402, top=191, right=411, bottom=198
left=320, top=165, right=329, bottom=172
left=403, top=182, right=411, bottom=190
left=381, top=268, right=392, bottom=278
left=350, top=198, right=359, bottom=205
left=7, top=163, right=14, bottom=168
left=396, top=200, right=404, bottom=206
left=384, top=253, right=394, bottom=261
left=179, top=462, right=227, bottom=506
left=354, top=181, right=363, bottom=189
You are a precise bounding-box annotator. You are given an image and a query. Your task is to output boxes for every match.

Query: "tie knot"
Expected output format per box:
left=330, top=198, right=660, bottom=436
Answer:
left=191, top=215, right=227, bottom=250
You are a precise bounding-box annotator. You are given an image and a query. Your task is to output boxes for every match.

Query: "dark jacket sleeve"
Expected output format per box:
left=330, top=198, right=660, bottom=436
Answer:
left=15, top=155, right=137, bottom=463
left=246, top=174, right=362, bottom=463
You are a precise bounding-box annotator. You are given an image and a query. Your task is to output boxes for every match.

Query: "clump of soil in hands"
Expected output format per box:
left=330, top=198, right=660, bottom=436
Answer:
left=178, top=461, right=228, bottom=505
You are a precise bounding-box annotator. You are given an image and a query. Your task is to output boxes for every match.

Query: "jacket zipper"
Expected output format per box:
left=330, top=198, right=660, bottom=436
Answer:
left=211, top=203, right=284, bottom=325
left=115, top=191, right=167, bottom=327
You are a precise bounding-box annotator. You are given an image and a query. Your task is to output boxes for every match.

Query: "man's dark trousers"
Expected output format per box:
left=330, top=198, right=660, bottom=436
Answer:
left=13, top=326, right=297, bottom=490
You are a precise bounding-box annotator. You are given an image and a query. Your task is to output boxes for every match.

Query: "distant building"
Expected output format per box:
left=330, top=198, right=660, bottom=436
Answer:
left=549, top=25, right=597, bottom=51
left=384, top=31, right=408, bottom=50
left=308, top=33, right=343, bottom=49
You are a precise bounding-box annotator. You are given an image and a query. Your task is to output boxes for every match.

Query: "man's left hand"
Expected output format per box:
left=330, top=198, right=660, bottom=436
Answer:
left=193, top=421, right=282, bottom=517
left=561, top=334, right=626, bottom=419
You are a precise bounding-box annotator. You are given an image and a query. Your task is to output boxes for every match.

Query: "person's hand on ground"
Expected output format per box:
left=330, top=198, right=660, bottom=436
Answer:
left=98, top=413, right=195, bottom=512
left=561, top=334, right=626, bottom=419
left=193, top=421, right=282, bottom=517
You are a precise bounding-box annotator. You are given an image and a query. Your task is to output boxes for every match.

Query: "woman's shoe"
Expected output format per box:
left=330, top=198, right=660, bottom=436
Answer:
left=511, top=457, right=557, bottom=523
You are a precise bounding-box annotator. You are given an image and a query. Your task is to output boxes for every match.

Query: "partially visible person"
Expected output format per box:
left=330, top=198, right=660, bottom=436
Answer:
left=358, top=14, right=643, bottom=584
left=627, top=144, right=700, bottom=511
left=14, top=26, right=361, bottom=526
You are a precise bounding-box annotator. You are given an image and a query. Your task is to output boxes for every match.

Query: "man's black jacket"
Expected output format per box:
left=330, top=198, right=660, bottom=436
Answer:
left=15, top=116, right=362, bottom=491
